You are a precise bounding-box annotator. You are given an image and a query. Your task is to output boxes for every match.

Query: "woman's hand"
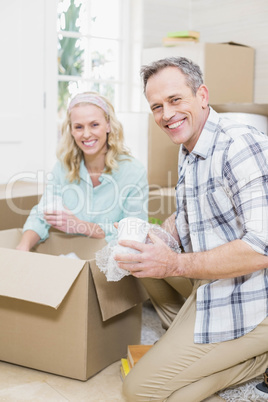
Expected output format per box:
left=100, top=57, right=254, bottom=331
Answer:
left=44, top=208, right=105, bottom=238
left=44, top=208, right=82, bottom=234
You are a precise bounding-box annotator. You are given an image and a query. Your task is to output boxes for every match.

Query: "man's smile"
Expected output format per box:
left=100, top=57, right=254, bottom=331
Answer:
left=166, top=117, right=186, bottom=129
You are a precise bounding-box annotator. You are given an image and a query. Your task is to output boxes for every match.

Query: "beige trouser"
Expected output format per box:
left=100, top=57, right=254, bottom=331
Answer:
left=140, top=277, right=193, bottom=329
left=123, top=279, right=268, bottom=402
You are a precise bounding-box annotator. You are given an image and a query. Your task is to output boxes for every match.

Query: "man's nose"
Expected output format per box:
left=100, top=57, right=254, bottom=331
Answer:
left=163, top=103, right=175, bottom=121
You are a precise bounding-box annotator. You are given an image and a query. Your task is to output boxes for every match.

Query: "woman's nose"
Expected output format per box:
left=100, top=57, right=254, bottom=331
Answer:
left=83, top=126, right=91, bottom=138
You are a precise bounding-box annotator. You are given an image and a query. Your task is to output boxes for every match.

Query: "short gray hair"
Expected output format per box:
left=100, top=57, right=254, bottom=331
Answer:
left=140, top=56, right=203, bottom=95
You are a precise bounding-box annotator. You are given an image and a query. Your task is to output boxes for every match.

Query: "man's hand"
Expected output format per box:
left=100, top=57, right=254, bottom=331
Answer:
left=114, top=231, right=179, bottom=278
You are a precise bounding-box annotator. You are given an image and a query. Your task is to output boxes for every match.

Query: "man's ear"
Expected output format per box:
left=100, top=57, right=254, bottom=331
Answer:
left=197, top=84, right=209, bottom=108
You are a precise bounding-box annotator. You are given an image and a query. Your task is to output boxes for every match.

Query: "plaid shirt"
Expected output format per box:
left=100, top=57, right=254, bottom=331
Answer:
left=175, top=107, right=268, bottom=343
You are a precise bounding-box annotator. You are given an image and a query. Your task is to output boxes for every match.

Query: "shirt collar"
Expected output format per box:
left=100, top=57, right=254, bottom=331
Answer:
left=79, top=159, right=109, bottom=184
left=182, top=106, right=219, bottom=160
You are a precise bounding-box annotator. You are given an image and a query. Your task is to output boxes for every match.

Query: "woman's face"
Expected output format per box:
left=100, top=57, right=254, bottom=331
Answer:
left=70, top=104, right=110, bottom=159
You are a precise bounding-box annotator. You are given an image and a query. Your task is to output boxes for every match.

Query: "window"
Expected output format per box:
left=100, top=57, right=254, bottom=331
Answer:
left=57, top=0, right=124, bottom=121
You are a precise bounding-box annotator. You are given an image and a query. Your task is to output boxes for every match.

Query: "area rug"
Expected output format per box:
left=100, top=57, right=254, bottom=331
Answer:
left=218, top=376, right=267, bottom=401
left=141, top=301, right=267, bottom=401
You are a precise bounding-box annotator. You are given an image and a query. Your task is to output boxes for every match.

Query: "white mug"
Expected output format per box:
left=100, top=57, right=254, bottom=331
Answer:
left=114, top=217, right=150, bottom=258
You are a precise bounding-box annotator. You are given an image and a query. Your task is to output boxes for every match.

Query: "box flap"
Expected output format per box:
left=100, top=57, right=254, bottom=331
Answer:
left=0, top=248, right=86, bottom=309
left=90, top=260, right=148, bottom=321
left=221, top=41, right=252, bottom=48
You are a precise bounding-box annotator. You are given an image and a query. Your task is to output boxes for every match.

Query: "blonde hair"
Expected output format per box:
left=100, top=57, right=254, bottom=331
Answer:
left=57, top=92, right=131, bottom=182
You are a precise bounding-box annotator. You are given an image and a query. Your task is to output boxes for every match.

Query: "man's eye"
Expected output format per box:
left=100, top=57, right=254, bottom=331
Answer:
left=172, top=98, right=181, bottom=103
left=152, top=105, right=161, bottom=111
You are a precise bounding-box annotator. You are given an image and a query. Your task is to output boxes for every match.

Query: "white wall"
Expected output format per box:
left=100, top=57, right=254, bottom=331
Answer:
left=0, top=0, right=45, bottom=184
left=0, top=0, right=57, bottom=184
left=142, top=0, right=268, bottom=104
left=191, top=0, right=268, bottom=104
left=142, top=0, right=191, bottom=48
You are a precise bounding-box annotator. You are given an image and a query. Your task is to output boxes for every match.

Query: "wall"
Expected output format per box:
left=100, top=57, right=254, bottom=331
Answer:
left=143, top=0, right=191, bottom=48
left=0, top=0, right=57, bottom=184
left=0, top=0, right=45, bottom=184
left=142, top=0, right=268, bottom=104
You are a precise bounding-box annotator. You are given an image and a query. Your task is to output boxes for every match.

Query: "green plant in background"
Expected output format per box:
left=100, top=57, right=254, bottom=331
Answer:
left=148, top=217, right=163, bottom=225
left=58, top=0, right=84, bottom=112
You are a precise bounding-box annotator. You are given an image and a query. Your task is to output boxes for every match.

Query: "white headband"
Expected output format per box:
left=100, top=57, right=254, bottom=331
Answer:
left=68, top=93, right=109, bottom=115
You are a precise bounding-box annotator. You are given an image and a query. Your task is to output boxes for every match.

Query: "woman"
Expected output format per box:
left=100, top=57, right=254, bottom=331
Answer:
left=16, top=92, right=148, bottom=251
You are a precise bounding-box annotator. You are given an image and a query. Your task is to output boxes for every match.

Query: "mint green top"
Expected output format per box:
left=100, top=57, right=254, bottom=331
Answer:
left=23, top=156, right=148, bottom=243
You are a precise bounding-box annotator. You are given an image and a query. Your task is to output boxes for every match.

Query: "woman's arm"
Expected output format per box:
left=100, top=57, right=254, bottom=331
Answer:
left=16, top=230, right=41, bottom=252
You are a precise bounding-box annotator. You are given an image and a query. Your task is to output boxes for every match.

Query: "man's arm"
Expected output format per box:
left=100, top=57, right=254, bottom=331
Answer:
left=160, top=213, right=181, bottom=245
left=114, top=235, right=268, bottom=280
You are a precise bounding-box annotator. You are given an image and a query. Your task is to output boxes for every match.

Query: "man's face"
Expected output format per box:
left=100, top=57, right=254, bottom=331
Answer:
left=145, top=66, right=209, bottom=152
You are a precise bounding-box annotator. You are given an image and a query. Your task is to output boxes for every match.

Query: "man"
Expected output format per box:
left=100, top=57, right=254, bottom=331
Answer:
left=114, top=57, right=268, bottom=402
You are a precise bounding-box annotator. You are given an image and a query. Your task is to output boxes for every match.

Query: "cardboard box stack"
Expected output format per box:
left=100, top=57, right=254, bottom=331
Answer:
left=143, top=42, right=255, bottom=105
left=147, top=115, right=178, bottom=224
left=0, top=229, right=148, bottom=380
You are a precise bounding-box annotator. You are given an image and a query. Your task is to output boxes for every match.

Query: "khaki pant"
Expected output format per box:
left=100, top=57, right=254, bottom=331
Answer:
left=123, top=279, right=268, bottom=402
left=140, top=277, right=193, bottom=329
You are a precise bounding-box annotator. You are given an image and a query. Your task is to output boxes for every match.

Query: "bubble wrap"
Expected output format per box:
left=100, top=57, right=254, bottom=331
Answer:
left=95, top=223, right=181, bottom=282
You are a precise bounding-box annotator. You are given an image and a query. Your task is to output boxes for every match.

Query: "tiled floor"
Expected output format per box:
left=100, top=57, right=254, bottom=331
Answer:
left=0, top=359, right=125, bottom=401
left=0, top=359, right=228, bottom=402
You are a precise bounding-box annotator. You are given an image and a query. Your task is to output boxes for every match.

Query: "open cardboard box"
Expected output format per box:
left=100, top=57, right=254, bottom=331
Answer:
left=0, top=229, right=148, bottom=381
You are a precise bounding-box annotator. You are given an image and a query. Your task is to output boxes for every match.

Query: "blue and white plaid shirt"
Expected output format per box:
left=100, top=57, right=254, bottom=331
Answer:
left=175, top=107, right=268, bottom=343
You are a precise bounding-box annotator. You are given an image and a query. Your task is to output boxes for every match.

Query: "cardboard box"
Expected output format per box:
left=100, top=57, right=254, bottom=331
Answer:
left=148, top=114, right=179, bottom=187
left=212, top=103, right=268, bottom=135
left=211, top=103, right=268, bottom=116
left=148, top=187, right=177, bottom=223
left=0, top=180, right=42, bottom=230
left=142, top=42, right=255, bottom=104
left=0, top=229, right=148, bottom=381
